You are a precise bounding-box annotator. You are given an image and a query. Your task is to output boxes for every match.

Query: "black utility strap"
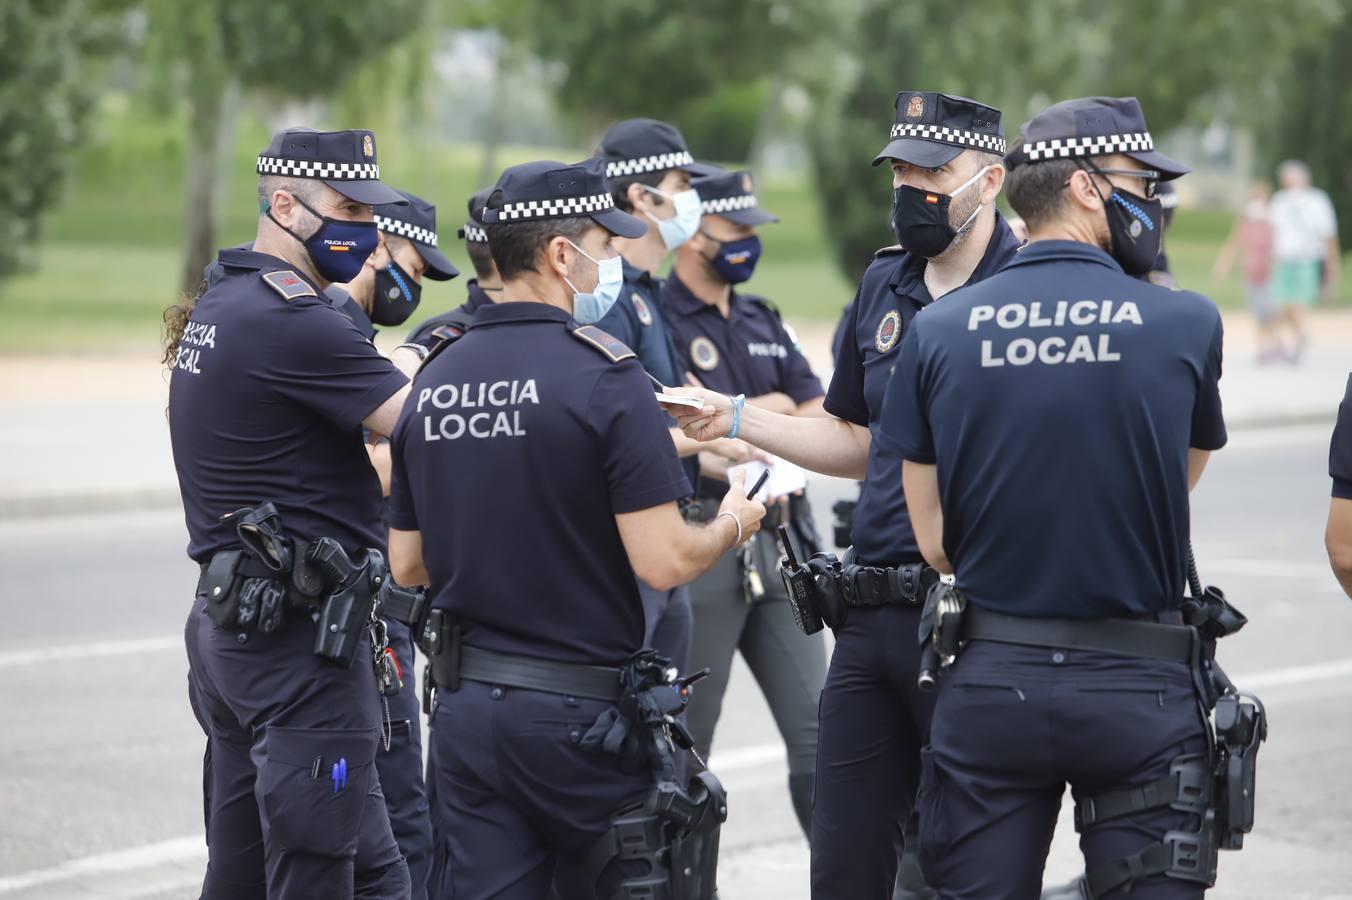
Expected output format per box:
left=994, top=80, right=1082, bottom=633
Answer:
left=844, top=563, right=926, bottom=608
left=456, top=644, right=623, bottom=703
left=962, top=607, right=1195, bottom=663
left=1086, top=830, right=1215, bottom=898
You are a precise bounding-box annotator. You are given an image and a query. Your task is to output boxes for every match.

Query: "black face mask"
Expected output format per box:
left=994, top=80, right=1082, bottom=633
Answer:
left=888, top=165, right=988, bottom=259
left=371, top=260, right=422, bottom=326
left=1102, top=187, right=1164, bottom=277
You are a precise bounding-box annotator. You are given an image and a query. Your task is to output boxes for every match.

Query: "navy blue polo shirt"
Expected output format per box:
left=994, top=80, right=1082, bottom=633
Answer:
left=825, top=216, right=1021, bottom=566
left=597, top=260, right=686, bottom=389
left=169, top=248, right=409, bottom=562
left=597, top=259, right=696, bottom=493
left=1330, top=375, right=1352, bottom=498
left=878, top=240, right=1227, bottom=618
left=663, top=273, right=824, bottom=496
left=330, top=285, right=375, bottom=340
left=388, top=302, right=690, bottom=666
left=405, top=280, right=496, bottom=348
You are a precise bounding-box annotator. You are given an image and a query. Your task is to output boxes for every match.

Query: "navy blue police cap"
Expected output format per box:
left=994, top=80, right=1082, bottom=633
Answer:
left=1004, top=97, right=1189, bottom=180
left=873, top=92, right=1006, bottom=168
left=481, top=157, right=647, bottom=239
left=373, top=189, right=459, bottom=281
left=692, top=166, right=779, bottom=226
left=256, top=127, right=406, bottom=206
left=457, top=187, right=493, bottom=244
left=598, top=118, right=721, bottom=180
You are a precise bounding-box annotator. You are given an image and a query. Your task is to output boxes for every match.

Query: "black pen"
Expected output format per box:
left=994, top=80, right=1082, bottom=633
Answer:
left=646, top=371, right=668, bottom=391
left=747, top=469, right=771, bottom=499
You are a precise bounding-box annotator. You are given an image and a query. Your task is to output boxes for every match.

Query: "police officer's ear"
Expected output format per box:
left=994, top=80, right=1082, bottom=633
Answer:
left=544, top=234, right=575, bottom=281
left=626, top=182, right=656, bottom=215
left=1065, top=167, right=1106, bottom=213
left=979, top=163, right=1007, bottom=205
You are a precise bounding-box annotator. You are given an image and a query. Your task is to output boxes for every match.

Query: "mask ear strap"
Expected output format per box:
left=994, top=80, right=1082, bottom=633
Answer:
left=267, top=191, right=318, bottom=245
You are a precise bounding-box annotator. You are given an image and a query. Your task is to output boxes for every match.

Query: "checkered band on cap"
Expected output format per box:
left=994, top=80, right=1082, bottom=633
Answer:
left=888, top=123, right=1006, bottom=154
left=495, top=192, right=615, bottom=221
left=701, top=195, right=758, bottom=215
left=256, top=155, right=380, bottom=180
left=374, top=215, right=437, bottom=247
left=460, top=223, right=487, bottom=243
left=604, top=151, right=695, bottom=178
left=1024, top=132, right=1154, bottom=162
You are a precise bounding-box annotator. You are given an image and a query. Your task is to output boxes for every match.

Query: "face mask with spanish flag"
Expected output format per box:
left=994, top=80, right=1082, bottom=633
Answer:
left=889, top=165, right=992, bottom=259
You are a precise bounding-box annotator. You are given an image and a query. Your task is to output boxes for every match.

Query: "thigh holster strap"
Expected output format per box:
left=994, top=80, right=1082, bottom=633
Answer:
left=1075, top=754, right=1212, bottom=830
left=1085, top=821, right=1219, bottom=898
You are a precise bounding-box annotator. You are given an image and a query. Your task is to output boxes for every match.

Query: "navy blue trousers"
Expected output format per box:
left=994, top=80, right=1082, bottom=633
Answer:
left=920, top=641, right=1209, bottom=900
left=810, top=605, right=936, bottom=900
left=426, top=680, right=656, bottom=899
left=375, top=618, right=432, bottom=900
left=640, top=580, right=692, bottom=674
left=184, top=597, right=410, bottom=900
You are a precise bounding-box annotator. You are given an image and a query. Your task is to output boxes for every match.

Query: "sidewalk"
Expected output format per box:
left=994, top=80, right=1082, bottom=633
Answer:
left=1, top=309, right=1348, bottom=517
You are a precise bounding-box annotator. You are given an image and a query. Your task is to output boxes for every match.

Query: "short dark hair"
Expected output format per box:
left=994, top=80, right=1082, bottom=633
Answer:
left=466, top=241, right=497, bottom=280
left=1003, top=140, right=1079, bottom=231
left=608, top=169, right=668, bottom=213
left=484, top=194, right=595, bottom=280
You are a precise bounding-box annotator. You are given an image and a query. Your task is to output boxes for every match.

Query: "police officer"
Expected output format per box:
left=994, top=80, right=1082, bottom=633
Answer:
left=1326, top=376, right=1352, bottom=597
left=878, top=96, right=1227, bottom=898
left=594, top=118, right=747, bottom=672
left=405, top=188, right=501, bottom=346
left=668, top=92, right=1016, bottom=900
left=166, top=127, right=419, bottom=899
left=386, top=157, right=765, bottom=898
left=660, top=166, right=829, bottom=836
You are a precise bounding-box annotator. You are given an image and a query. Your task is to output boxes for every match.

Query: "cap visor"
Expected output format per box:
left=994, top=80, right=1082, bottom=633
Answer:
left=415, top=244, right=460, bottom=281
left=1125, top=149, right=1190, bottom=181
left=324, top=178, right=408, bottom=206
left=871, top=139, right=964, bottom=168
left=716, top=207, right=779, bottom=226
left=681, top=161, right=723, bottom=178
left=591, top=207, right=648, bottom=240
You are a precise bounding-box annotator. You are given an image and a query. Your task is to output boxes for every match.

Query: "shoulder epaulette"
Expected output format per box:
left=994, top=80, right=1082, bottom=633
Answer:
left=261, top=270, right=317, bottom=301
left=741, top=293, right=782, bottom=320
left=571, top=324, right=637, bottom=364
left=874, top=244, right=906, bottom=258
left=422, top=330, right=462, bottom=369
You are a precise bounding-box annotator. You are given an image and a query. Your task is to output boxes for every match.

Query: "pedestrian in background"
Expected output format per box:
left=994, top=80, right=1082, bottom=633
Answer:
left=1214, top=180, right=1278, bottom=362
left=1268, top=160, right=1340, bottom=361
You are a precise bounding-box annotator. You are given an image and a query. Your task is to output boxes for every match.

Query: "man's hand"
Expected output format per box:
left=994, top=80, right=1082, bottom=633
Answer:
left=718, top=468, right=767, bottom=547
left=662, top=386, right=733, bottom=442
left=708, top=437, right=772, bottom=465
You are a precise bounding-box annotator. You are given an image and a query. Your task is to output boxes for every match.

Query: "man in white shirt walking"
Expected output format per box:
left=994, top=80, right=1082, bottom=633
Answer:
left=1269, top=159, right=1340, bottom=360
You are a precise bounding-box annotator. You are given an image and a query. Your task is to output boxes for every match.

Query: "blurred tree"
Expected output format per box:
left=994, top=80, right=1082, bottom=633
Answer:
left=143, top=0, right=426, bottom=293
left=1262, top=3, right=1352, bottom=251
left=506, top=0, right=833, bottom=147
left=807, top=0, right=1339, bottom=284
left=0, top=0, right=124, bottom=283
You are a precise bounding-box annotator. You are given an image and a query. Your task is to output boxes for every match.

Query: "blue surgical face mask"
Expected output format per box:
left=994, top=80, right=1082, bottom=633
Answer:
left=704, top=233, right=762, bottom=284
left=642, top=185, right=703, bottom=251
left=270, top=195, right=379, bottom=283
left=563, top=240, right=624, bottom=324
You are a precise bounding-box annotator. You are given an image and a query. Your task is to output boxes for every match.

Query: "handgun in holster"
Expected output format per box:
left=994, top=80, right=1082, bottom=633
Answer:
left=306, top=538, right=384, bottom=668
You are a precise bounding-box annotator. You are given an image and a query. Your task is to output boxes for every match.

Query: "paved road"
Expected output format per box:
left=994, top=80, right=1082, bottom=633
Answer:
left=2, top=422, right=1351, bottom=898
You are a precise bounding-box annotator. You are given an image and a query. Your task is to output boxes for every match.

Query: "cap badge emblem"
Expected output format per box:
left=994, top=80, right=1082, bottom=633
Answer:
left=906, top=95, right=924, bottom=120
left=875, top=310, right=902, bottom=353
left=742, top=173, right=753, bottom=193
left=362, top=134, right=375, bottom=159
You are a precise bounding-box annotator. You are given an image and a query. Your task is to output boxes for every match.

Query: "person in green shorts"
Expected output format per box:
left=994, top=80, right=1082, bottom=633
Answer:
left=1269, top=160, right=1340, bottom=362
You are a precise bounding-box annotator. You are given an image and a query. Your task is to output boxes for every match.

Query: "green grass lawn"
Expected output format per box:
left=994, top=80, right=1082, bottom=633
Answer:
left=0, top=103, right=1319, bottom=353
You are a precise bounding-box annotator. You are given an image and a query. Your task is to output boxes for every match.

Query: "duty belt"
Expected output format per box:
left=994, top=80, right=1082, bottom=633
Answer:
left=960, top=606, right=1194, bottom=663
left=842, top=561, right=934, bottom=608
left=421, top=614, right=623, bottom=703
